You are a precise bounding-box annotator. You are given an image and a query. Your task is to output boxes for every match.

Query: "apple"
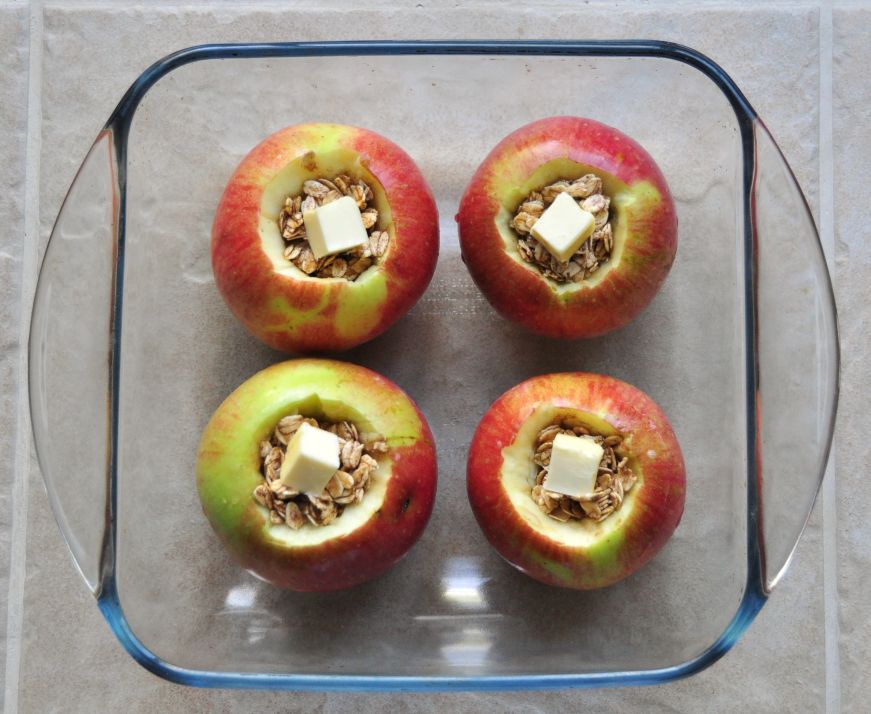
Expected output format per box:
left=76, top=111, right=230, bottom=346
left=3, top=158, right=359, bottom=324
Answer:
left=457, top=116, right=678, bottom=338
left=212, top=123, right=439, bottom=353
left=467, top=372, right=685, bottom=589
left=196, top=359, right=437, bottom=591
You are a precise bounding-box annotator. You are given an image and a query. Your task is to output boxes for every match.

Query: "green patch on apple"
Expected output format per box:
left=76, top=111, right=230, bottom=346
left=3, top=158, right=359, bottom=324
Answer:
left=196, top=359, right=437, bottom=591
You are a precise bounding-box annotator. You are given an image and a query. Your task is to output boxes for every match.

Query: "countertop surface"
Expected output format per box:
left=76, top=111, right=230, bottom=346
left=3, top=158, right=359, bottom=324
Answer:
left=1, top=1, right=868, bottom=712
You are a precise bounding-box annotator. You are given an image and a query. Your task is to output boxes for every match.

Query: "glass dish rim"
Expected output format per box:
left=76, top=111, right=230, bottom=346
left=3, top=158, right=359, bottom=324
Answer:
left=34, top=39, right=839, bottom=691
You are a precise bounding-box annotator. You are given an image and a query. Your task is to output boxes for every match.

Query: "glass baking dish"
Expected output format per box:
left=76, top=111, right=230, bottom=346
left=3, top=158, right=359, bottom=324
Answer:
left=27, top=40, right=839, bottom=690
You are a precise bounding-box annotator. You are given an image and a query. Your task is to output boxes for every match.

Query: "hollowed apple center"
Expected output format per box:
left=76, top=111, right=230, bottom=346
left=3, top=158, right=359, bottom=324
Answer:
left=253, top=393, right=391, bottom=547
left=496, top=159, right=634, bottom=292
left=531, top=418, right=636, bottom=522
left=259, top=149, right=394, bottom=283
left=500, top=405, right=640, bottom=547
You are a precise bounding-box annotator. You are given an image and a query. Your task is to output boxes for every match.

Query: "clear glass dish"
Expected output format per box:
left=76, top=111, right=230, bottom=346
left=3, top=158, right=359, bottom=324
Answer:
left=27, top=41, right=839, bottom=690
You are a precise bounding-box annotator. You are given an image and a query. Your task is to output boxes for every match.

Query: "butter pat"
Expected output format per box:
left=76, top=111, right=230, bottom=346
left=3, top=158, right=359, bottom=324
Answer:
left=302, top=195, right=369, bottom=260
left=531, top=192, right=596, bottom=262
left=279, top=422, right=340, bottom=495
left=543, top=433, right=604, bottom=497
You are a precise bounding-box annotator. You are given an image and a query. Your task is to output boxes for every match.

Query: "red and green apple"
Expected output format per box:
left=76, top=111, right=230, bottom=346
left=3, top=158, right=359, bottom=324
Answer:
left=212, top=123, right=439, bottom=353
left=457, top=116, right=678, bottom=338
left=467, top=372, right=685, bottom=589
left=196, top=359, right=438, bottom=591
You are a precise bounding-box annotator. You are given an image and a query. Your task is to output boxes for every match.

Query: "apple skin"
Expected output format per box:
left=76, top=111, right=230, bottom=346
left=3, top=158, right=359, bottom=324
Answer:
left=196, top=359, right=437, bottom=591
left=212, top=123, right=439, bottom=353
left=467, top=372, right=685, bottom=590
left=457, top=116, right=678, bottom=338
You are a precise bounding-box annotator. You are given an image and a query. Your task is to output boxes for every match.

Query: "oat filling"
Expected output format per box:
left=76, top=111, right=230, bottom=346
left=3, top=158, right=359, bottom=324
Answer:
left=511, top=174, right=614, bottom=283
left=530, top=421, right=637, bottom=523
left=278, top=175, right=390, bottom=280
left=253, top=414, right=388, bottom=530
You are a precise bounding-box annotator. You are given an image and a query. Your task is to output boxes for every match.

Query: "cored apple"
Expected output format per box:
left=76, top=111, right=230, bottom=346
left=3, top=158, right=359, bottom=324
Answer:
left=212, top=123, right=439, bottom=353
left=196, top=359, right=437, bottom=591
left=467, top=372, right=685, bottom=589
left=457, top=116, right=678, bottom=338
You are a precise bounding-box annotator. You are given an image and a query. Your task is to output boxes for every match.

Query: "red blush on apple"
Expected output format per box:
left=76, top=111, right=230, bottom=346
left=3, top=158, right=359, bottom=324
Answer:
left=457, top=116, right=678, bottom=338
left=212, top=123, right=439, bottom=353
left=467, top=372, right=685, bottom=590
left=196, top=359, right=438, bottom=592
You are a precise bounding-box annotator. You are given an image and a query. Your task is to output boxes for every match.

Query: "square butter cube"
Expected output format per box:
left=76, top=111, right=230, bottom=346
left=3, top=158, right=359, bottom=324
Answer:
left=543, top=433, right=604, bottom=497
left=531, top=191, right=596, bottom=262
left=302, top=195, right=369, bottom=260
left=279, top=422, right=341, bottom=495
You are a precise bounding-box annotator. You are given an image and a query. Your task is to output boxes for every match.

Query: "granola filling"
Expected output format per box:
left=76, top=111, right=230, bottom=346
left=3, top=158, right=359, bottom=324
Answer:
left=530, top=420, right=637, bottom=523
left=278, top=175, right=389, bottom=281
left=511, top=174, right=614, bottom=283
left=253, top=414, right=388, bottom=530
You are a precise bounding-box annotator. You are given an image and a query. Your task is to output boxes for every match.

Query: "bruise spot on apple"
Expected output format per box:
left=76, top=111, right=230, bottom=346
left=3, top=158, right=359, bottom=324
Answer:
left=320, top=301, right=338, bottom=320
left=301, top=151, right=318, bottom=172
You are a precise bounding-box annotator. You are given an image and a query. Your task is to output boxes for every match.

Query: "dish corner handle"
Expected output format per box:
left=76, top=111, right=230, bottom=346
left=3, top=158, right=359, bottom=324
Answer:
left=750, top=120, right=839, bottom=591
left=28, top=129, right=121, bottom=596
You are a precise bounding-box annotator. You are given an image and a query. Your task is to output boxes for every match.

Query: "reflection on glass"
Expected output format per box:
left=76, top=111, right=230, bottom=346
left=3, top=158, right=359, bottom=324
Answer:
left=216, top=584, right=280, bottom=646
left=441, top=556, right=488, bottom=610
left=440, top=627, right=493, bottom=668
left=224, top=584, right=257, bottom=610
